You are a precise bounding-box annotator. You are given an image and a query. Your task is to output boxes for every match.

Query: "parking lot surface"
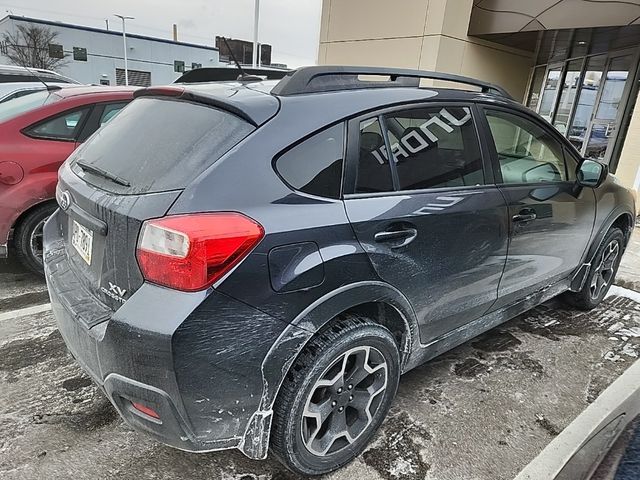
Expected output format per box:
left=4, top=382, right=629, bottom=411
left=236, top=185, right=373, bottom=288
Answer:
left=2, top=235, right=640, bottom=480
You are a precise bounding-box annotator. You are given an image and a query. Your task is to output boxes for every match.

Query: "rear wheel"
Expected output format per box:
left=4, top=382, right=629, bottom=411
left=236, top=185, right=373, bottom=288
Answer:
left=14, top=203, right=57, bottom=276
left=564, top=227, right=625, bottom=310
left=270, top=315, right=400, bottom=476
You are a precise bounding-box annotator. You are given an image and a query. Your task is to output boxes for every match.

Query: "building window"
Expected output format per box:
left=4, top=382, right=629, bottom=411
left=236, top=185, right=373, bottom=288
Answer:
left=174, top=60, right=185, bottom=73
left=115, top=68, right=151, bottom=87
left=48, top=43, right=64, bottom=59
left=73, top=47, right=87, bottom=61
left=191, top=62, right=202, bottom=70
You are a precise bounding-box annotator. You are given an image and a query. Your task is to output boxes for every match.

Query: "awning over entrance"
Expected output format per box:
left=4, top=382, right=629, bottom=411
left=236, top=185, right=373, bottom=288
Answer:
left=469, top=0, right=640, bottom=36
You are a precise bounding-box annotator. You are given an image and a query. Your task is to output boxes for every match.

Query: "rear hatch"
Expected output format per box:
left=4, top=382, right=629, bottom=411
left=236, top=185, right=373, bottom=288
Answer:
left=56, top=93, right=257, bottom=315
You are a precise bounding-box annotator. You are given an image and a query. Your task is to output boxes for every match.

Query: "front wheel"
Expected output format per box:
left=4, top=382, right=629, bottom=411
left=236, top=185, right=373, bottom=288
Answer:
left=564, top=227, right=625, bottom=310
left=270, top=315, right=400, bottom=476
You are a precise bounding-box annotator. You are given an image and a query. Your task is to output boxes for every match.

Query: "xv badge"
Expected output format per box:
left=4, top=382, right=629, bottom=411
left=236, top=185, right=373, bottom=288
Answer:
left=109, top=282, right=127, bottom=297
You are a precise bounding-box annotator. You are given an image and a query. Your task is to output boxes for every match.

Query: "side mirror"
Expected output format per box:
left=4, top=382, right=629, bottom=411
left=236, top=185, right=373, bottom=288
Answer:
left=577, top=159, right=608, bottom=188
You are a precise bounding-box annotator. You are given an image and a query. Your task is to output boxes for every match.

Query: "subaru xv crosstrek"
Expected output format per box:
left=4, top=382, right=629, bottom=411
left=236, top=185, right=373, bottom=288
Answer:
left=44, top=66, right=636, bottom=476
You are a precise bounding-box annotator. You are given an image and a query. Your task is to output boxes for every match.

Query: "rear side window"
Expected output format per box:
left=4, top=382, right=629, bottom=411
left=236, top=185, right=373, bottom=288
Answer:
left=384, top=106, right=484, bottom=190
left=275, top=123, right=344, bottom=199
left=26, top=107, right=90, bottom=141
left=356, top=117, right=394, bottom=194
left=70, top=97, right=254, bottom=194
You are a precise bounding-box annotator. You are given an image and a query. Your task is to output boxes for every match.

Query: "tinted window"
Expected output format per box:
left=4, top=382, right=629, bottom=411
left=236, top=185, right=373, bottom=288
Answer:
left=486, top=110, right=571, bottom=184
left=384, top=106, right=484, bottom=190
left=99, top=102, right=127, bottom=126
left=70, top=97, right=254, bottom=194
left=276, top=124, right=344, bottom=198
left=27, top=108, right=90, bottom=140
left=355, top=117, right=394, bottom=193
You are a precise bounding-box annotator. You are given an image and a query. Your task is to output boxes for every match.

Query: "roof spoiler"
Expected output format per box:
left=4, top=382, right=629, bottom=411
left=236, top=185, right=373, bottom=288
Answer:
left=133, top=86, right=257, bottom=125
left=270, top=66, right=513, bottom=99
left=174, top=67, right=292, bottom=84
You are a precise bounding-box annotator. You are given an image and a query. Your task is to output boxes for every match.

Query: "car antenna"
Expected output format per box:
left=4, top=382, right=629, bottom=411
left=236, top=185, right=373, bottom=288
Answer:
left=22, top=65, right=62, bottom=93
left=221, top=36, right=262, bottom=82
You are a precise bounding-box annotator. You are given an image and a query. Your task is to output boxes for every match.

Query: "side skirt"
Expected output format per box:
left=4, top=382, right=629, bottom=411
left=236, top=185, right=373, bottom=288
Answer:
left=404, top=279, right=571, bottom=372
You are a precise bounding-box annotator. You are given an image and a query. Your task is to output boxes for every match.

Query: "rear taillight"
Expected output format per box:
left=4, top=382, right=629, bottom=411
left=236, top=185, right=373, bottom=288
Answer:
left=136, top=213, right=264, bottom=292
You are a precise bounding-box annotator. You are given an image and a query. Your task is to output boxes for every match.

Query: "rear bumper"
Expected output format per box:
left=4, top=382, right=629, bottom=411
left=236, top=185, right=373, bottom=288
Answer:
left=43, top=210, right=293, bottom=457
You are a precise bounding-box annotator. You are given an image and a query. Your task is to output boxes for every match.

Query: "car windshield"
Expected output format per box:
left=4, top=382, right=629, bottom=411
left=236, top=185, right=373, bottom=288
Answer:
left=0, top=90, right=54, bottom=123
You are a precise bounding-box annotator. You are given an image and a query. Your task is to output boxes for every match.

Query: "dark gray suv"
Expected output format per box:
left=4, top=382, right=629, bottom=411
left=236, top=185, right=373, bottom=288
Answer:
left=44, top=66, right=636, bottom=476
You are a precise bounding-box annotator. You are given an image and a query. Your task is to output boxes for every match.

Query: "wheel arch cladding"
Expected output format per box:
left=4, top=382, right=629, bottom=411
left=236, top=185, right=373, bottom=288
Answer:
left=590, top=209, right=634, bottom=260
left=572, top=209, right=634, bottom=291
left=239, top=281, right=418, bottom=459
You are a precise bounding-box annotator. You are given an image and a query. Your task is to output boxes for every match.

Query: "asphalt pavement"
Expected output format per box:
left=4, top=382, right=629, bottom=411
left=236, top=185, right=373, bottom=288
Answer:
left=2, top=233, right=640, bottom=480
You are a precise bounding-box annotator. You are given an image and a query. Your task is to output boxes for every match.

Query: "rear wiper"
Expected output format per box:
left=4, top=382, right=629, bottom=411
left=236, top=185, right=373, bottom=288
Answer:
left=76, top=160, right=131, bottom=187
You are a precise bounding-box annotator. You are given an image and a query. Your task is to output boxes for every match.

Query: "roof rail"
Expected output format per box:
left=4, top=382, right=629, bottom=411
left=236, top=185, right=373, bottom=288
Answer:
left=270, top=66, right=513, bottom=99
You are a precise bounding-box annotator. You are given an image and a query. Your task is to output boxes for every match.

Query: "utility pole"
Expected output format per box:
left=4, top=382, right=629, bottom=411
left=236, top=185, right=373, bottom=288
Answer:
left=114, top=14, right=134, bottom=86
left=252, top=0, right=260, bottom=68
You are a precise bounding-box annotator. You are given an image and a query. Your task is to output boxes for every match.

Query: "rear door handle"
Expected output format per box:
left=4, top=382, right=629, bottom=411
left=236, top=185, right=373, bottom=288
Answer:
left=374, top=228, right=418, bottom=248
left=512, top=208, right=537, bottom=223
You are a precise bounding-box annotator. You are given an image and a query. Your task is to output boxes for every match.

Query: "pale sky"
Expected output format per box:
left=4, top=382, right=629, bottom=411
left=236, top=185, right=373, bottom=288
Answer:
left=0, top=0, right=323, bottom=67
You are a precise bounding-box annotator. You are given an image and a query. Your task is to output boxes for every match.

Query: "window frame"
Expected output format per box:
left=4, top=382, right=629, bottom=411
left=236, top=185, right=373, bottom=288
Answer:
left=22, top=106, right=93, bottom=143
left=476, top=103, right=579, bottom=186
left=73, top=47, right=88, bottom=61
left=271, top=121, right=347, bottom=200
left=343, top=101, right=495, bottom=198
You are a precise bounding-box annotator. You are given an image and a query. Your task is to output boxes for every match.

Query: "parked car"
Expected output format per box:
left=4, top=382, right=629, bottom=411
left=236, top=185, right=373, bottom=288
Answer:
left=44, top=66, right=635, bottom=476
left=0, top=64, right=79, bottom=103
left=0, top=85, right=136, bottom=273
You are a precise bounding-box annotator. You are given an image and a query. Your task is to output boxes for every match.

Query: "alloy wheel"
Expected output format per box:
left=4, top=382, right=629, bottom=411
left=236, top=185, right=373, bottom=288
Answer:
left=29, top=217, right=48, bottom=266
left=301, top=345, right=388, bottom=456
left=590, top=239, right=620, bottom=299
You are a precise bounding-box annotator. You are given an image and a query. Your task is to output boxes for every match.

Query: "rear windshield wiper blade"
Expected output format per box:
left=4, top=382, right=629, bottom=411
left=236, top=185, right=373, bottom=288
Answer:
left=76, top=160, right=131, bottom=187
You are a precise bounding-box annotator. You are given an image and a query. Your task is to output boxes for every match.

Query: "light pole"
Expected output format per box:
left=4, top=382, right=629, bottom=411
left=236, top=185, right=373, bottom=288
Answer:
left=252, top=0, right=260, bottom=68
left=114, top=14, right=134, bottom=85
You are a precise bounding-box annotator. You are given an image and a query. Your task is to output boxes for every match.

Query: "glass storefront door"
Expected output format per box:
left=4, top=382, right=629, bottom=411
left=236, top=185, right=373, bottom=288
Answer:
left=568, top=55, right=606, bottom=152
left=582, top=53, right=634, bottom=162
left=528, top=47, right=638, bottom=167
left=537, top=66, right=563, bottom=122
left=553, top=59, right=584, bottom=135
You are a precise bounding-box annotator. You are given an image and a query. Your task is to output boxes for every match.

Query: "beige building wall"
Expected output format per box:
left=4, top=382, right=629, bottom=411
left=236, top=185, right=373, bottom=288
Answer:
left=318, top=0, right=535, bottom=100
left=615, top=93, right=640, bottom=204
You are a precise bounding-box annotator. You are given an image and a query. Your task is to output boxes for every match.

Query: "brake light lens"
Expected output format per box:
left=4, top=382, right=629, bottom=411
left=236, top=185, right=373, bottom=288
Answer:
left=136, top=213, right=264, bottom=292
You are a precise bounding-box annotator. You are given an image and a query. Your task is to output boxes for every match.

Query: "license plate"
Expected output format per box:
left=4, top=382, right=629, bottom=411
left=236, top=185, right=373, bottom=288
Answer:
left=71, top=220, right=93, bottom=265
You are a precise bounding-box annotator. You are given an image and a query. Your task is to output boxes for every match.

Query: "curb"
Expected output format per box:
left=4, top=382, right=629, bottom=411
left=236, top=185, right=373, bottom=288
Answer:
left=516, top=310, right=640, bottom=480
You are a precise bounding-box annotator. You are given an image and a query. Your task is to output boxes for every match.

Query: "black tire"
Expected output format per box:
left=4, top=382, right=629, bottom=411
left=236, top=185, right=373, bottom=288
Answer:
left=270, top=315, right=400, bottom=476
left=563, top=227, right=625, bottom=310
left=14, top=203, right=57, bottom=276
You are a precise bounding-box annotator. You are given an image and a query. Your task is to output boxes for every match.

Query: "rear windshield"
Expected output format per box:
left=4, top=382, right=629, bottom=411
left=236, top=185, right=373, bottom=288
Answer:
left=70, top=97, right=254, bottom=194
left=0, top=90, right=52, bottom=123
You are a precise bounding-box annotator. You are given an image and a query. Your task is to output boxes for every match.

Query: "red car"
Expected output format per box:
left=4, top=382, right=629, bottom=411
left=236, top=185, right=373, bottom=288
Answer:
left=0, top=85, right=137, bottom=273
